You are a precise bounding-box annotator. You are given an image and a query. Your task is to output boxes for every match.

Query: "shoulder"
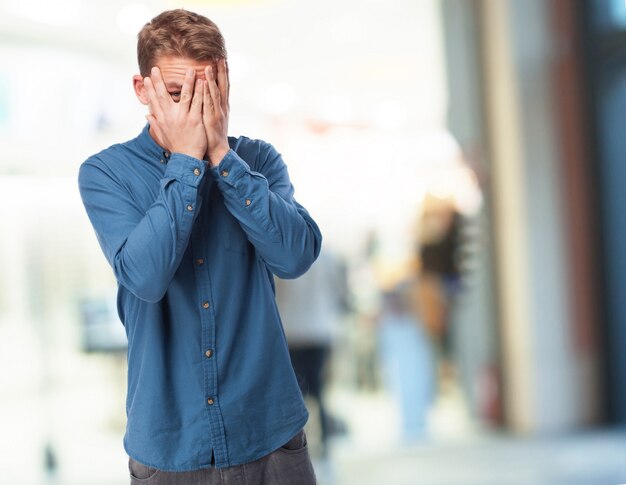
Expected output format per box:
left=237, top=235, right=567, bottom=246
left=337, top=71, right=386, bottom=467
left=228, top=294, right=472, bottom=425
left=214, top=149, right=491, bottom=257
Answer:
left=228, top=135, right=281, bottom=171
left=228, top=134, right=274, bottom=152
left=78, top=139, right=135, bottom=187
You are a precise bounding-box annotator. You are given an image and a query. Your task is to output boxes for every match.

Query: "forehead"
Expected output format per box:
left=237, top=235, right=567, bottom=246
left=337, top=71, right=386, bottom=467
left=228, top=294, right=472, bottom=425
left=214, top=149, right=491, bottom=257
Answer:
left=155, top=56, right=215, bottom=82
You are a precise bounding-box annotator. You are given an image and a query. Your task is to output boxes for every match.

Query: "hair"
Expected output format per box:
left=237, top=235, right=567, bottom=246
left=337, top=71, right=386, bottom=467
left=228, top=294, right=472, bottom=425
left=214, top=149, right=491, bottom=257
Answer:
left=137, top=9, right=227, bottom=77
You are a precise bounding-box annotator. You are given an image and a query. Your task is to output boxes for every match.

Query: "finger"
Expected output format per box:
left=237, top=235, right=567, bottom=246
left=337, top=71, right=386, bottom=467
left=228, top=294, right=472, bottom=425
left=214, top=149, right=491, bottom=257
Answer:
left=150, top=66, right=171, bottom=103
left=206, top=65, right=221, bottom=112
left=204, top=66, right=215, bottom=112
left=179, top=68, right=196, bottom=109
left=225, top=59, right=230, bottom=107
left=190, top=79, right=203, bottom=114
left=144, top=77, right=164, bottom=119
left=217, top=58, right=229, bottom=110
left=145, top=113, right=156, bottom=128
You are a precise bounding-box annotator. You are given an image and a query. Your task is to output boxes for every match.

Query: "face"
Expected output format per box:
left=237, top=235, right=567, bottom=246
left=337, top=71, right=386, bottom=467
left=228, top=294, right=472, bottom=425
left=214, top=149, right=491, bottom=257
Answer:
left=133, top=55, right=219, bottom=105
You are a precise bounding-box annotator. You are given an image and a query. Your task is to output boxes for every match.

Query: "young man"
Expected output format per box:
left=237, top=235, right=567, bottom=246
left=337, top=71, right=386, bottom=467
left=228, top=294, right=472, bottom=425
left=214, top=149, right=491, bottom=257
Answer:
left=78, top=9, right=321, bottom=484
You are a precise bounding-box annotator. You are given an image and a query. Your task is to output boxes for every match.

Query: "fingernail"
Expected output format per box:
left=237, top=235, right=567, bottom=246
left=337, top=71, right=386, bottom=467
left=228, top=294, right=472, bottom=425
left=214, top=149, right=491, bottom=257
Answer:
left=151, top=66, right=158, bottom=74
left=187, top=68, right=194, bottom=76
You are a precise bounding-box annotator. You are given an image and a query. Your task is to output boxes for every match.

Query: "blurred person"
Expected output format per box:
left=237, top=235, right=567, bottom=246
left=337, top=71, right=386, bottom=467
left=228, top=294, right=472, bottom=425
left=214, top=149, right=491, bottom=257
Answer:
left=77, top=9, right=322, bottom=485
left=415, top=195, right=464, bottom=375
left=274, top=249, right=349, bottom=460
left=377, top=280, right=435, bottom=442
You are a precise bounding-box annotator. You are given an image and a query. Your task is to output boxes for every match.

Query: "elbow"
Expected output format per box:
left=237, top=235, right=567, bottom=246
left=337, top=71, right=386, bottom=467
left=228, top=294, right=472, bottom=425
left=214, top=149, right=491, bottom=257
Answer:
left=272, top=231, right=322, bottom=279
left=130, top=283, right=167, bottom=303
left=113, top=261, right=167, bottom=303
left=273, top=259, right=311, bottom=280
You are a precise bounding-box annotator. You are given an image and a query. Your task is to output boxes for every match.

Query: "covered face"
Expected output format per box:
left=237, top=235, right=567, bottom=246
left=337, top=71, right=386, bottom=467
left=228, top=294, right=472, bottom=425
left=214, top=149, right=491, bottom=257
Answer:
left=133, top=56, right=220, bottom=104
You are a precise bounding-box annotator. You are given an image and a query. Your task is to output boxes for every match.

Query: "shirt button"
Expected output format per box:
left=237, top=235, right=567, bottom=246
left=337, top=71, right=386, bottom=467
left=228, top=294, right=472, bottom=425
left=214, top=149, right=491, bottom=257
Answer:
left=202, top=302, right=210, bottom=309
left=221, top=170, right=229, bottom=177
left=196, top=258, right=205, bottom=265
left=163, top=150, right=171, bottom=159
left=205, top=349, right=213, bottom=358
left=207, top=398, right=215, bottom=405
left=245, top=199, right=251, bottom=206
left=193, top=168, right=201, bottom=176
left=160, top=159, right=166, bottom=164
left=187, top=204, right=193, bottom=211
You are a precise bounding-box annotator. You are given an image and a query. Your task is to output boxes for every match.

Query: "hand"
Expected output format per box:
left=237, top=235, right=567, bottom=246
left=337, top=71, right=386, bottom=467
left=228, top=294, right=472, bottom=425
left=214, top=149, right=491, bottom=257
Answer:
left=203, top=58, right=230, bottom=167
left=144, top=67, right=207, bottom=161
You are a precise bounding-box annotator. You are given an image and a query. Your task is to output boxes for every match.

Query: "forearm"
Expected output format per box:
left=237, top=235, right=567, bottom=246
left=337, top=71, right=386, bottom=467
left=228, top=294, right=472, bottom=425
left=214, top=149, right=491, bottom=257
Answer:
left=79, top=154, right=209, bottom=302
left=214, top=149, right=322, bottom=278
left=111, top=185, right=200, bottom=301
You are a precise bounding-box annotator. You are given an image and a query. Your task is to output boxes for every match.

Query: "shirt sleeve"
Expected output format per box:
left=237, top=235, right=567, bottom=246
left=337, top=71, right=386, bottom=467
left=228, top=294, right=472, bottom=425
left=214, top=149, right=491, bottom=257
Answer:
left=78, top=153, right=209, bottom=302
left=213, top=142, right=322, bottom=278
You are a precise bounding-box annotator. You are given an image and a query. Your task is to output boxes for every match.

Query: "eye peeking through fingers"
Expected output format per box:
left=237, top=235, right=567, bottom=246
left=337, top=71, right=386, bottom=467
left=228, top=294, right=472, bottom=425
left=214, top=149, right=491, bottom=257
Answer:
left=169, top=92, right=182, bottom=102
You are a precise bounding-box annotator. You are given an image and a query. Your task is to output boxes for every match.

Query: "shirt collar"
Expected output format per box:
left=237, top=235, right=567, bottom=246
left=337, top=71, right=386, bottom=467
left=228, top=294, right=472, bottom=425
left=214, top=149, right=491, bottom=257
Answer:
left=136, top=123, right=171, bottom=162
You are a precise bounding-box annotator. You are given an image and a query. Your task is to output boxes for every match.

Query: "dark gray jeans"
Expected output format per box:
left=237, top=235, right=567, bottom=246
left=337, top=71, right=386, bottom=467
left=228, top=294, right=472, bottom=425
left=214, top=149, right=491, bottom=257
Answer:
left=128, top=430, right=317, bottom=485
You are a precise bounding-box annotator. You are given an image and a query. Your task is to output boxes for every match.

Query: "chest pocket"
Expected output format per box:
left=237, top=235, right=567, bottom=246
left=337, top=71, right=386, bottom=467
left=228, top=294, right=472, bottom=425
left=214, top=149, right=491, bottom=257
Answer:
left=211, top=196, right=249, bottom=255
left=224, top=213, right=250, bottom=254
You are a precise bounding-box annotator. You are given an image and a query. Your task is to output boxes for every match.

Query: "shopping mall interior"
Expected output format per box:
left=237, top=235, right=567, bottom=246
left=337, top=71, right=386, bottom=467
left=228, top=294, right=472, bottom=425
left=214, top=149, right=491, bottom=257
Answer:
left=2, top=0, right=626, bottom=484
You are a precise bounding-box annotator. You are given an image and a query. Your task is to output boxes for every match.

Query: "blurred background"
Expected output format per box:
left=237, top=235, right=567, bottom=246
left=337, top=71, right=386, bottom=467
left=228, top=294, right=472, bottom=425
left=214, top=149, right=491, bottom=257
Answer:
left=2, top=0, right=626, bottom=483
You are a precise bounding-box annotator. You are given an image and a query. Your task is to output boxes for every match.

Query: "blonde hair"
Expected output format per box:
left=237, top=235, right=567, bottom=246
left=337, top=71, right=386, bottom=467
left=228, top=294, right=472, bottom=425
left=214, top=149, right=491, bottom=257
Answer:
left=137, top=9, right=227, bottom=77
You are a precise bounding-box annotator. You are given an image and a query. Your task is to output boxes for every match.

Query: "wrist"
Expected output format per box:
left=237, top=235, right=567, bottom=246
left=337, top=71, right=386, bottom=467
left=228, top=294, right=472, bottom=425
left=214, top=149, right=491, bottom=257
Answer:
left=208, top=143, right=230, bottom=167
left=171, top=147, right=205, bottom=161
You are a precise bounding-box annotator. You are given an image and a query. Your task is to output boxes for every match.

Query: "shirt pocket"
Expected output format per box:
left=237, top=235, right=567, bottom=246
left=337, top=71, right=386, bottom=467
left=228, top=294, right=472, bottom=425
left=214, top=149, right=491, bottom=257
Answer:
left=218, top=205, right=249, bottom=255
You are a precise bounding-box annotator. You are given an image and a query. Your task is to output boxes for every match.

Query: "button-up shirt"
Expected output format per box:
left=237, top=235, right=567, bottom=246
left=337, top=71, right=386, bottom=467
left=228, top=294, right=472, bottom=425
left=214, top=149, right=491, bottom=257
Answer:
left=77, top=124, right=322, bottom=471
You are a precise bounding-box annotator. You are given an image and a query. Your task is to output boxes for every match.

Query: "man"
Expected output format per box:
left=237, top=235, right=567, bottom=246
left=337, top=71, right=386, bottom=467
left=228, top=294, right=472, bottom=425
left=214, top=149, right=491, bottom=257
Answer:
left=78, top=9, right=321, bottom=484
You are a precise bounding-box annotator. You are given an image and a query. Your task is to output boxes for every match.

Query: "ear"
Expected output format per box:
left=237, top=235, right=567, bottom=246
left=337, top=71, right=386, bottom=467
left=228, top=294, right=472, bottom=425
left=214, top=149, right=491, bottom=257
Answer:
left=133, top=74, right=149, bottom=105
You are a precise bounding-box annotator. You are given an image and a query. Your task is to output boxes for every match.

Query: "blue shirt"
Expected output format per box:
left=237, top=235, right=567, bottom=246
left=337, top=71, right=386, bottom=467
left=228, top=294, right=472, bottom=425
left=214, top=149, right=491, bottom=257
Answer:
left=77, top=124, right=322, bottom=471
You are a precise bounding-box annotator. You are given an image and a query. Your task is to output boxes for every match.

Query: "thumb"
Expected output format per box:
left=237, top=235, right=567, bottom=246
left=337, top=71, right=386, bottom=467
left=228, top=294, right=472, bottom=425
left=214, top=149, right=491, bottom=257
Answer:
left=146, top=114, right=168, bottom=150
left=146, top=114, right=161, bottom=136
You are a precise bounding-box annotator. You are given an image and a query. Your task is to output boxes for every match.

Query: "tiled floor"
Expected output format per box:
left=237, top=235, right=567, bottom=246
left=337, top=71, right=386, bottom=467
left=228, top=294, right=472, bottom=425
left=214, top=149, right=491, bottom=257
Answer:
left=324, top=429, right=626, bottom=485
left=314, top=387, right=626, bottom=485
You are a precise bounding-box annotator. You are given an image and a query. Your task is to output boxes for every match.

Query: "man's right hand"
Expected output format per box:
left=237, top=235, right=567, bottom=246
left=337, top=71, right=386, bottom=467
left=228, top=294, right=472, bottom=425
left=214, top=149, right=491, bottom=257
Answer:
left=144, top=67, right=207, bottom=161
